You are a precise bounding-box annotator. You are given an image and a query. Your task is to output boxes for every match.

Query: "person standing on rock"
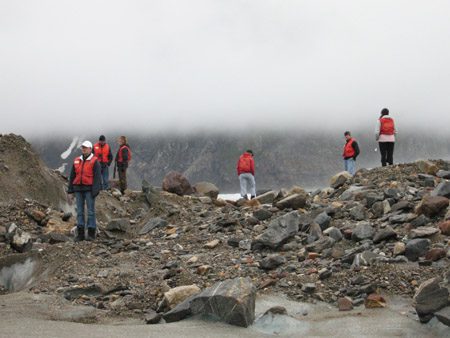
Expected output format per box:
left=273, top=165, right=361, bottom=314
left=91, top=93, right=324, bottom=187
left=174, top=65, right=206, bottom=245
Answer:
left=237, top=150, right=256, bottom=200
left=93, top=135, right=113, bottom=190
left=115, top=136, right=132, bottom=195
left=376, top=108, right=397, bottom=166
left=343, top=131, right=360, bottom=176
left=67, top=141, right=102, bottom=241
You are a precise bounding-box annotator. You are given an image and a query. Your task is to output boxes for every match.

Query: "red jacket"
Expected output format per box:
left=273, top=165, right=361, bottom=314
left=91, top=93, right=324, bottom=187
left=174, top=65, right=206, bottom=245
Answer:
left=237, top=152, right=255, bottom=176
left=379, top=117, right=395, bottom=135
left=343, top=138, right=356, bottom=158
left=93, top=142, right=112, bottom=165
left=72, top=154, right=98, bottom=186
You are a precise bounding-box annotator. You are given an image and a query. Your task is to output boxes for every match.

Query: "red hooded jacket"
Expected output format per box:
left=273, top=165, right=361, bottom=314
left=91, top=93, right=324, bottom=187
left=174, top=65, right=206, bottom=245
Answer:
left=237, top=152, right=255, bottom=176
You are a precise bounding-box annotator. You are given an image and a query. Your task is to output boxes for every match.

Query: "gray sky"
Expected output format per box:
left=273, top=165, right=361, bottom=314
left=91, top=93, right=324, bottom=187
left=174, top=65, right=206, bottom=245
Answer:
left=1, top=0, right=450, bottom=136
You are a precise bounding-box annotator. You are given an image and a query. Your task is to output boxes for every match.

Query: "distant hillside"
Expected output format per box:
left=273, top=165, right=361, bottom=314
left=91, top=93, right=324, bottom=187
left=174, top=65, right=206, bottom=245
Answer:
left=30, top=131, right=450, bottom=193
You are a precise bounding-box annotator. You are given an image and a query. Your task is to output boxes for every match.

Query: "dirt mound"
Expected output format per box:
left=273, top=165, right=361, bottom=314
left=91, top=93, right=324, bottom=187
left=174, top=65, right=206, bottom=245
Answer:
left=0, top=134, right=68, bottom=208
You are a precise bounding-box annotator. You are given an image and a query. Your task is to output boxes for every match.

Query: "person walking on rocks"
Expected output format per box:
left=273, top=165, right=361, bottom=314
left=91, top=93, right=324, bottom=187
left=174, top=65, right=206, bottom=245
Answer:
left=237, top=150, right=256, bottom=199
left=115, top=136, right=132, bottom=195
left=67, top=141, right=102, bottom=241
left=93, top=135, right=113, bottom=190
left=343, top=131, right=360, bottom=176
left=376, top=108, right=397, bottom=166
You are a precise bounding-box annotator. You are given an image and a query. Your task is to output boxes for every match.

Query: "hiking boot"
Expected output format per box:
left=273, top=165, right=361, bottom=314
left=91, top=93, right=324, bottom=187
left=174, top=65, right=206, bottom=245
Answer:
left=74, top=227, right=85, bottom=242
left=86, top=228, right=96, bottom=241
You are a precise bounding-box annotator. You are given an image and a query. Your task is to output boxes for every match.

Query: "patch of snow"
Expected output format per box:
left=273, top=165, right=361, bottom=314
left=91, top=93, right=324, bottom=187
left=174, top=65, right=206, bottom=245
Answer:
left=60, top=137, right=79, bottom=160
left=219, top=193, right=241, bottom=201
left=56, top=163, right=68, bottom=174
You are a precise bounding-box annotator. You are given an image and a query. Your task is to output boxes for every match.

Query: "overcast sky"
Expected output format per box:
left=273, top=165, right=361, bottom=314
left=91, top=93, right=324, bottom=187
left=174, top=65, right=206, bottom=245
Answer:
left=1, top=0, right=450, bottom=136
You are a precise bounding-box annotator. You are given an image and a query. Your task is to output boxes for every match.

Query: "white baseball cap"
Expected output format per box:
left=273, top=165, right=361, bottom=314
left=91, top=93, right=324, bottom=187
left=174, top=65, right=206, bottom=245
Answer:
left=81, top=141, right=93, bottom=148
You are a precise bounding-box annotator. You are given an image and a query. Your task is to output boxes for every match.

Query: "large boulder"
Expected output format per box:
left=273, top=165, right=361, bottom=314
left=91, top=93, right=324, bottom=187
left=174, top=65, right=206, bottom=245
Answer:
left=194, top=182, right=219, bottom=199
left=416, top=195, right=449, bottom=217
left=252, top=211, right=300, bottom=250
left=275, top=193, right=308, bottom=210
left=163, top=277, right=256, bottom=327
left=405, top=238, right=430, bottom=261
left=431, top=181, right=450, bottom=198
left=162, top=171, right=193, bottom=196
left=413, top=277, right=449, bottom=323
left=255, top=191, right=277, bottom=204
left=437, top=170, right=450, bottom=179
left=330, top=171, right=353, bottom=189
left=142, top=180, right=160, bottom=205
left=416, top=160, right=439, bottom=176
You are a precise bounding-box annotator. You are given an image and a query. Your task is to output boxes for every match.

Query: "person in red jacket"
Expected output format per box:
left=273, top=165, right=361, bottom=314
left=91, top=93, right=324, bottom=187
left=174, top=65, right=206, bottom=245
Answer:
left=115, top=136, right=131, bottom=195
left=237, top=150, right=256, bottom=200
left=376, top=108, right=397, bottom=166
left=342, top=131, right=360, bottom=176
left=93, top=135, right=113, bottom=190
left=67, top=141, right=102, bottom=241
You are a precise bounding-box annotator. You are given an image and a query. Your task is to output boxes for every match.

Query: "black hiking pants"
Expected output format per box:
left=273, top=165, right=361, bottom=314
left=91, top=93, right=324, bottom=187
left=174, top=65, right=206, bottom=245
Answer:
left=379, top=142, right=395, bottom=166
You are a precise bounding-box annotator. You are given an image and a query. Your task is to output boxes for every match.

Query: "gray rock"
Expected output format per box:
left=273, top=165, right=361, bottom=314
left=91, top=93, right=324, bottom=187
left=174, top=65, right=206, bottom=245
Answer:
left=276, top=193, right=308, bottom=210
left=142, top=180, right=161, bottom=205
left=106, top=218, right=131, bottom=232
left=390, top=200, right=412, bottom=212
left=145, top=310, right=162, bottom=324
left=373, top=226, right=397, bottom=243
left=350, top=205, right=367, bottom=221
left=389, top=213, right=416, bottom=224
left=163, top=277, right=256, bottom=327
left=314, top=212, right=331, bottom=230
left=259, top=255, right=286, bottom=270
left=410, top=226, right=439, bottom=239
left=319, top=268, right=332, bottom=280
left=305, top=236, right=335, bottom=253
left=330, top=171, right=352, bottom=189
left=10, top=230, right=32, bottom=253
left=431, top=181, right=450, bottom=198
left=64, top=285, right=103, bottom=300
left=352, top=251, right=380, bottom=267
left=413, top=277, right=449, bottom=323
left=253, top=208, right=273, bottom=221
left=372, top=200, right=391, bottom=218
left=405, top=238, right=431, bottom=261
left=323, top=226, right=343, bottom=242
left=351, top=223, right=375, bottom=241
left=139, top=217, right=168, bottom=235
left=301, top=283, right=316, bottom=293
left=194, top=182, right=219, bottom=199
left=47, top=232, right=70, bottom=244
left=252, top=211, right=300, bottom=250
left=411, top=214, right=430, bottom=228
left=435, top=306, right=450, bottom=327
left=340, top=186, right=366, bottom=201
left=365, top=192, right=385, bottom=208
left=308, top=222, right=323, bottom=241
left=255, top=191, right=277, bottom=204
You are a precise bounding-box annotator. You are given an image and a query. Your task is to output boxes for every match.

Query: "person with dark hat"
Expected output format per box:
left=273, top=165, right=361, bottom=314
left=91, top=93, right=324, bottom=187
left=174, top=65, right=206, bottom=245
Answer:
left=67, top=141, right=102, bottom=241
left=115, top=136, right=132, bottom=195
left=376, top=108, right=397, bottom=166
left=93, top=135, right=113, bottom=190
left=237, top=149, right=256, bottom=199
left=342, top=131, right=360, bottom=176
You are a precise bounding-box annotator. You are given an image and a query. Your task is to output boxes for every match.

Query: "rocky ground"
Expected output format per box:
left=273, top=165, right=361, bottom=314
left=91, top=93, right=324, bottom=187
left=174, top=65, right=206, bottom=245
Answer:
left=1, top=133, right=450, bottom=330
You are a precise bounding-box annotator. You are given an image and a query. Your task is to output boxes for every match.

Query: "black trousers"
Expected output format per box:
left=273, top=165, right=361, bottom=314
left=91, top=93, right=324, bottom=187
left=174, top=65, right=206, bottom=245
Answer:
left=379, top=142, right=395, bottom=166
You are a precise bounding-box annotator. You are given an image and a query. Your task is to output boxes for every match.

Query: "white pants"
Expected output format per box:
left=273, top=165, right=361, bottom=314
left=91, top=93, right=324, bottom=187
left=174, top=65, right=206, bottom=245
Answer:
left=239, top=173, right=256, bottom=197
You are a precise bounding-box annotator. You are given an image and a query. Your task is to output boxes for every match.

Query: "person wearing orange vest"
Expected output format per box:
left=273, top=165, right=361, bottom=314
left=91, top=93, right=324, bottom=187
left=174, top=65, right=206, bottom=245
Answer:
left=376, top=108, right=397, bottom=166
left=115, top=136, right=132, bottom=195
left=67, top=141, right=102, bottom=241
left=343, top=131, right=360, bottom=176
left=237, top=150, right=256, bottom=200
left=93, top=135, right=113, bottom=190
